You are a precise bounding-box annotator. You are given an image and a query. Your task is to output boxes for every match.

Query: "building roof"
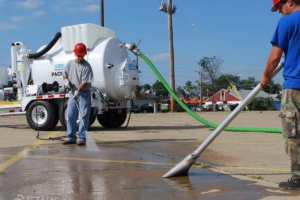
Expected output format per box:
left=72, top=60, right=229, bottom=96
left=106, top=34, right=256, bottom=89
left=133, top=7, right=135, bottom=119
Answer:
left=228, top=89, right=280, bottom=101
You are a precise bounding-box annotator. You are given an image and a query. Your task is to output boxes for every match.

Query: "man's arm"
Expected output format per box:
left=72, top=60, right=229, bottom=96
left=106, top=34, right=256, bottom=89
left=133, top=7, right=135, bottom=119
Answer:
left=260, top=45, right=283, bottom=87
left=77, top=83, right=88, bottom=92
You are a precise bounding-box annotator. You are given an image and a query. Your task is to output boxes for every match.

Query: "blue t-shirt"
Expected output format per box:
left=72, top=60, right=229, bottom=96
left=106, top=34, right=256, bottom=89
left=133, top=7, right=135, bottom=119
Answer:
left=271, top=10, right=300, bottom=89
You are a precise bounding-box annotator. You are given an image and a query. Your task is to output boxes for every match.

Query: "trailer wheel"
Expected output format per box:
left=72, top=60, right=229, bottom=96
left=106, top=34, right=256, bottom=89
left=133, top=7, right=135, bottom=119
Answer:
left=59, top=102, right=96, bottom=130
left=26, top=101, right=56, bottom=131
left=97, top=109, right=127, bottom=128
left=47, top=102, right=59, bottom=131
left=89, top=109, right=97, bottom=126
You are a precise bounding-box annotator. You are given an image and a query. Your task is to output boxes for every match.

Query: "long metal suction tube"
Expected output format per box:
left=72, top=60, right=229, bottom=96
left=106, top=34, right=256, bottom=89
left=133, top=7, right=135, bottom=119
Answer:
left=27, top=32, right=62, bottom=59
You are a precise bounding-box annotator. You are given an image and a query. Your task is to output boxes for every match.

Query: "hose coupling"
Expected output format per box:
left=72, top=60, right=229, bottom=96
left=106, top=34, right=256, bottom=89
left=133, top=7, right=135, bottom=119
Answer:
left=121, top=43, right=140, bottom=55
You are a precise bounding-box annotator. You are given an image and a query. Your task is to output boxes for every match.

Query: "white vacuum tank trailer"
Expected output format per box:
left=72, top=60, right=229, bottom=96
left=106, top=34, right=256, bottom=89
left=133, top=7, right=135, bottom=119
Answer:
left=9, top=23, right=139, bottom=131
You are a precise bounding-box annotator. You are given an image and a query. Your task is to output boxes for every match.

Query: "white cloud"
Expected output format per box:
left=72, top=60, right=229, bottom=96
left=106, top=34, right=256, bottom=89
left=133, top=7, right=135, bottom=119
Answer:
left=14, top=0, right=44, bottom=9
left=11, top=15, right=27, bottom=22
left=32, top=10, right=46, bottom=17
left=83, top=4, right=100, bottom=12
left=0, top=22, right=18, bottom=30
left=146, top=53, right=169, bottom=62
left=11, top=10, right=46, bottom=22
left=11, top=11, right=45, bottom=22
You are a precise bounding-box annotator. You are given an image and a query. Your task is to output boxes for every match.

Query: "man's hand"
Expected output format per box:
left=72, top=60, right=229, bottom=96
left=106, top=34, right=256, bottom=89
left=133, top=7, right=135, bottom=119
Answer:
left=64, top=79, right=72, bottom=90
left=260, top=75, right=270, bottom=88
left=73, top=90, right=80, bottom=101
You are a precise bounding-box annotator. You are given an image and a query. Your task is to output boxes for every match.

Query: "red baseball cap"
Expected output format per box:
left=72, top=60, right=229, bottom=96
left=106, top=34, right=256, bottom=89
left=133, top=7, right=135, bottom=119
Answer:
left=271, top=0, right=281, bottom=12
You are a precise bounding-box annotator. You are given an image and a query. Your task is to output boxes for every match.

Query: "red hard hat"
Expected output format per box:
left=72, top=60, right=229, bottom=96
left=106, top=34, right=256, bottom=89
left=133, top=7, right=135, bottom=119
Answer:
left=271, top=0, right=281, bottom=12
left=74, top=43, right=87, bottom=57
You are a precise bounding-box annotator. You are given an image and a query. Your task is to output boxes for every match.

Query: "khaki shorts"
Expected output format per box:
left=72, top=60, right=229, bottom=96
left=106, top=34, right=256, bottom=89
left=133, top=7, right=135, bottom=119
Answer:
left=280, top=89, right=300, bottom=138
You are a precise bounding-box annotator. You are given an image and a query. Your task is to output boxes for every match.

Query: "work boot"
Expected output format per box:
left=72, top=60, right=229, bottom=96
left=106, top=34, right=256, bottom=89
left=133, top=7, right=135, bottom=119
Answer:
left=279, top=175, right=300, bottom=190
left=77, top=140, right=86, bottom=146
left=62, top=140, right=76, bottom=145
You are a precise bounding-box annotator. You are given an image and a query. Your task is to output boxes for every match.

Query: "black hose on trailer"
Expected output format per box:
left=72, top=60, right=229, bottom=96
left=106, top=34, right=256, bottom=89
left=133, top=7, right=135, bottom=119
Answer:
left=27, top=32, right=62, bottom=59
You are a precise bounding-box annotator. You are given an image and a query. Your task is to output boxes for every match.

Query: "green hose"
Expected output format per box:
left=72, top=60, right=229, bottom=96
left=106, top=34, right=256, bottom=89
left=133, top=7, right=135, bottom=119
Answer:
left=139, top=53, right=282, bottom=134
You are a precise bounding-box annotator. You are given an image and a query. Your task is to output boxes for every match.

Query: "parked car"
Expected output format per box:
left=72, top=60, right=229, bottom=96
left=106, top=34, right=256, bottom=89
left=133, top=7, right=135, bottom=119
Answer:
left=131, top=105, right=140, bottom=113
left=160, top=99, right=171, bottom=112
left=160, top=99, right=190, bottom=112
left=190, top=104, right=206, bottom=112
left=139, top=104, right=154, bottom=113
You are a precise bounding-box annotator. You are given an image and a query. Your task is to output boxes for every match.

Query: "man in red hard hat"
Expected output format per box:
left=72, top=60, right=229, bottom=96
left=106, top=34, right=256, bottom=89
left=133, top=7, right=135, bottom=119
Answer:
left=63, top=43, right=94, bottom=146
left=260, top=0, right=300, bottom=190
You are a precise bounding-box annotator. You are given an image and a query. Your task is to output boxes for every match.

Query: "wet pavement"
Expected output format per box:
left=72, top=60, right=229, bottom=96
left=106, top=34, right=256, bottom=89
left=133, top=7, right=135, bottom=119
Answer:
left=1, top=113, right=300, bottom=199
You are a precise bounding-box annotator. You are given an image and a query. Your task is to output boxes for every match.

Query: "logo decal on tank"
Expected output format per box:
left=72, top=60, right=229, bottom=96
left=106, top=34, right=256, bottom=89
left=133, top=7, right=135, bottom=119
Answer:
left=54, top=63, right=65, bottom=71
left=51, top=71, right=63, bottom=77
left=128, top=64, right=137, bottom=70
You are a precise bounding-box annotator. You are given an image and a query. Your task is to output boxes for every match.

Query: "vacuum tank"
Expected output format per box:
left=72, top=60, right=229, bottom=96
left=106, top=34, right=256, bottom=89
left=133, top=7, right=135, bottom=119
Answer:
left=31, top=23, right=139, bottom=99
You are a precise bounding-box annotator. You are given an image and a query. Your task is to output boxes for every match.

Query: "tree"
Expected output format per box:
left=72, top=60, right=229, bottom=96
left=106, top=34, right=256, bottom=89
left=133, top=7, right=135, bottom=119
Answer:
left=152, top=80, right=169, bottom=98
left=262, top=80, right=281, bottom=94
left=197, top=56, right=224, bottom=110
left=183, top=81, right=197, bottom=97
left=240, top=77, right=258, bottom=90
left=248, top=97, right=276, bottom=111
left=176, top=86, right=186, bottom=97
left=197, top=56, right=224, bottom=85
left=216, top=74, right=241, bottom=90
left=3, top=81, right=13, bottom=88
left=140, top=84, right=152, bottom=93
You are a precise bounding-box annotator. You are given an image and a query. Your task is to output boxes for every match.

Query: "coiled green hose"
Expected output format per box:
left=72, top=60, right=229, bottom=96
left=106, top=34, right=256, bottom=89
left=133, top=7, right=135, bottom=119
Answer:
left=139, top=53, right=282, bottom=134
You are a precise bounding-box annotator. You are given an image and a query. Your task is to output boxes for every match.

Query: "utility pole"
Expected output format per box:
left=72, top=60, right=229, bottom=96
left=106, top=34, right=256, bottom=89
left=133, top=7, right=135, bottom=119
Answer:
left=100, top=0, right=104, bottom=26
left=197, top=70, right=202, bottom=106
left=158, top=1, right=177, bottom=112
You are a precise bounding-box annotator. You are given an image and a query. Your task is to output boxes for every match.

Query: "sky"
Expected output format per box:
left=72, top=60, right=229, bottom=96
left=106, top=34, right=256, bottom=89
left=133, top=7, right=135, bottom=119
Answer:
left=0, top=0, right=284, bottom=89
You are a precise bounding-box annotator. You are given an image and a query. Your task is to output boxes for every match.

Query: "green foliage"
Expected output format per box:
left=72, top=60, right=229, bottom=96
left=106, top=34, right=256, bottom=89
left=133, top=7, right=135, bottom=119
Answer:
left=152, top=80, right=169, bottom=98
left=140, top=84, right=152, bottom=92
left=241, top=77, right=258, bottom=90
left=248, top=97, right=276, bottom=111
left=216, top=74, right=241, bottom=90
left=3, top=81, right=13, bottom=88
left=176, top=86, right=186, bottom=97
left=262, top=80, right=282, bottom=94
left=183, top=80, right=198, bottom=97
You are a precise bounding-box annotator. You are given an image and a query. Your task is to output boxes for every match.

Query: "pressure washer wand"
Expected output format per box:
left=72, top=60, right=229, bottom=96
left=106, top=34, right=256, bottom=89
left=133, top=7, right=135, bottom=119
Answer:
left=163, top=61, right=284, bottom=178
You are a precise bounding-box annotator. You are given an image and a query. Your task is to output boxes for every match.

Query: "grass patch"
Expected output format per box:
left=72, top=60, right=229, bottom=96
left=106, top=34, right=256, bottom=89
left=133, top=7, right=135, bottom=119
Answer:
left=194, top=162, right=211, bottom=169
left=249, top=175, right=263, bottom=180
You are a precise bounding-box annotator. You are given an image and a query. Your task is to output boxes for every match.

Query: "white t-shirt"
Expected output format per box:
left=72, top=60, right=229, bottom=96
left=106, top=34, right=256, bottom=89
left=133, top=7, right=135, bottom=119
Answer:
left=64, top=59, right=94, bottom=90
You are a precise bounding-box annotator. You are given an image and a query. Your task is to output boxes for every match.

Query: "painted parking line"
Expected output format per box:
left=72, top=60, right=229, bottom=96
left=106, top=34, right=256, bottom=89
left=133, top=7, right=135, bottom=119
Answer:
left=219, top=166, right=290, bottom=172
left=0, top=131, right=60, bottom=173
left=94, top=138, right=281, bottom=145
left=0, top=153, right=290, bottom=173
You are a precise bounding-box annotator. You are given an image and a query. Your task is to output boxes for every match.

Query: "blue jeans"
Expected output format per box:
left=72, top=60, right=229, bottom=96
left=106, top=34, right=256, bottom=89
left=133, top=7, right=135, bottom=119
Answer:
left=67, top=90, right=91, bottom=142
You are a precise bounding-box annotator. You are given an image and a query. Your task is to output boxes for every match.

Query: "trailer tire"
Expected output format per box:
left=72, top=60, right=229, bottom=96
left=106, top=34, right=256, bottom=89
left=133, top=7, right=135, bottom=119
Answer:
left=97, top=109, right=127, bottom=128
left=47, top=101, right=59, bottom=131
left=59, top=102, right=96, bottom=130
left=26, top=101, right=56, bottom=131
left=59, top=102, right=68, bottom=130
left=89, top=109, right=97, bottom=126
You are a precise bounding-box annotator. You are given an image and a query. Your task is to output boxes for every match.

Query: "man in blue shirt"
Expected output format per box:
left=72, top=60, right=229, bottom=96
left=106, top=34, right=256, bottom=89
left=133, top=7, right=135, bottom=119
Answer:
left=260, top=0, right=300, bottom=190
